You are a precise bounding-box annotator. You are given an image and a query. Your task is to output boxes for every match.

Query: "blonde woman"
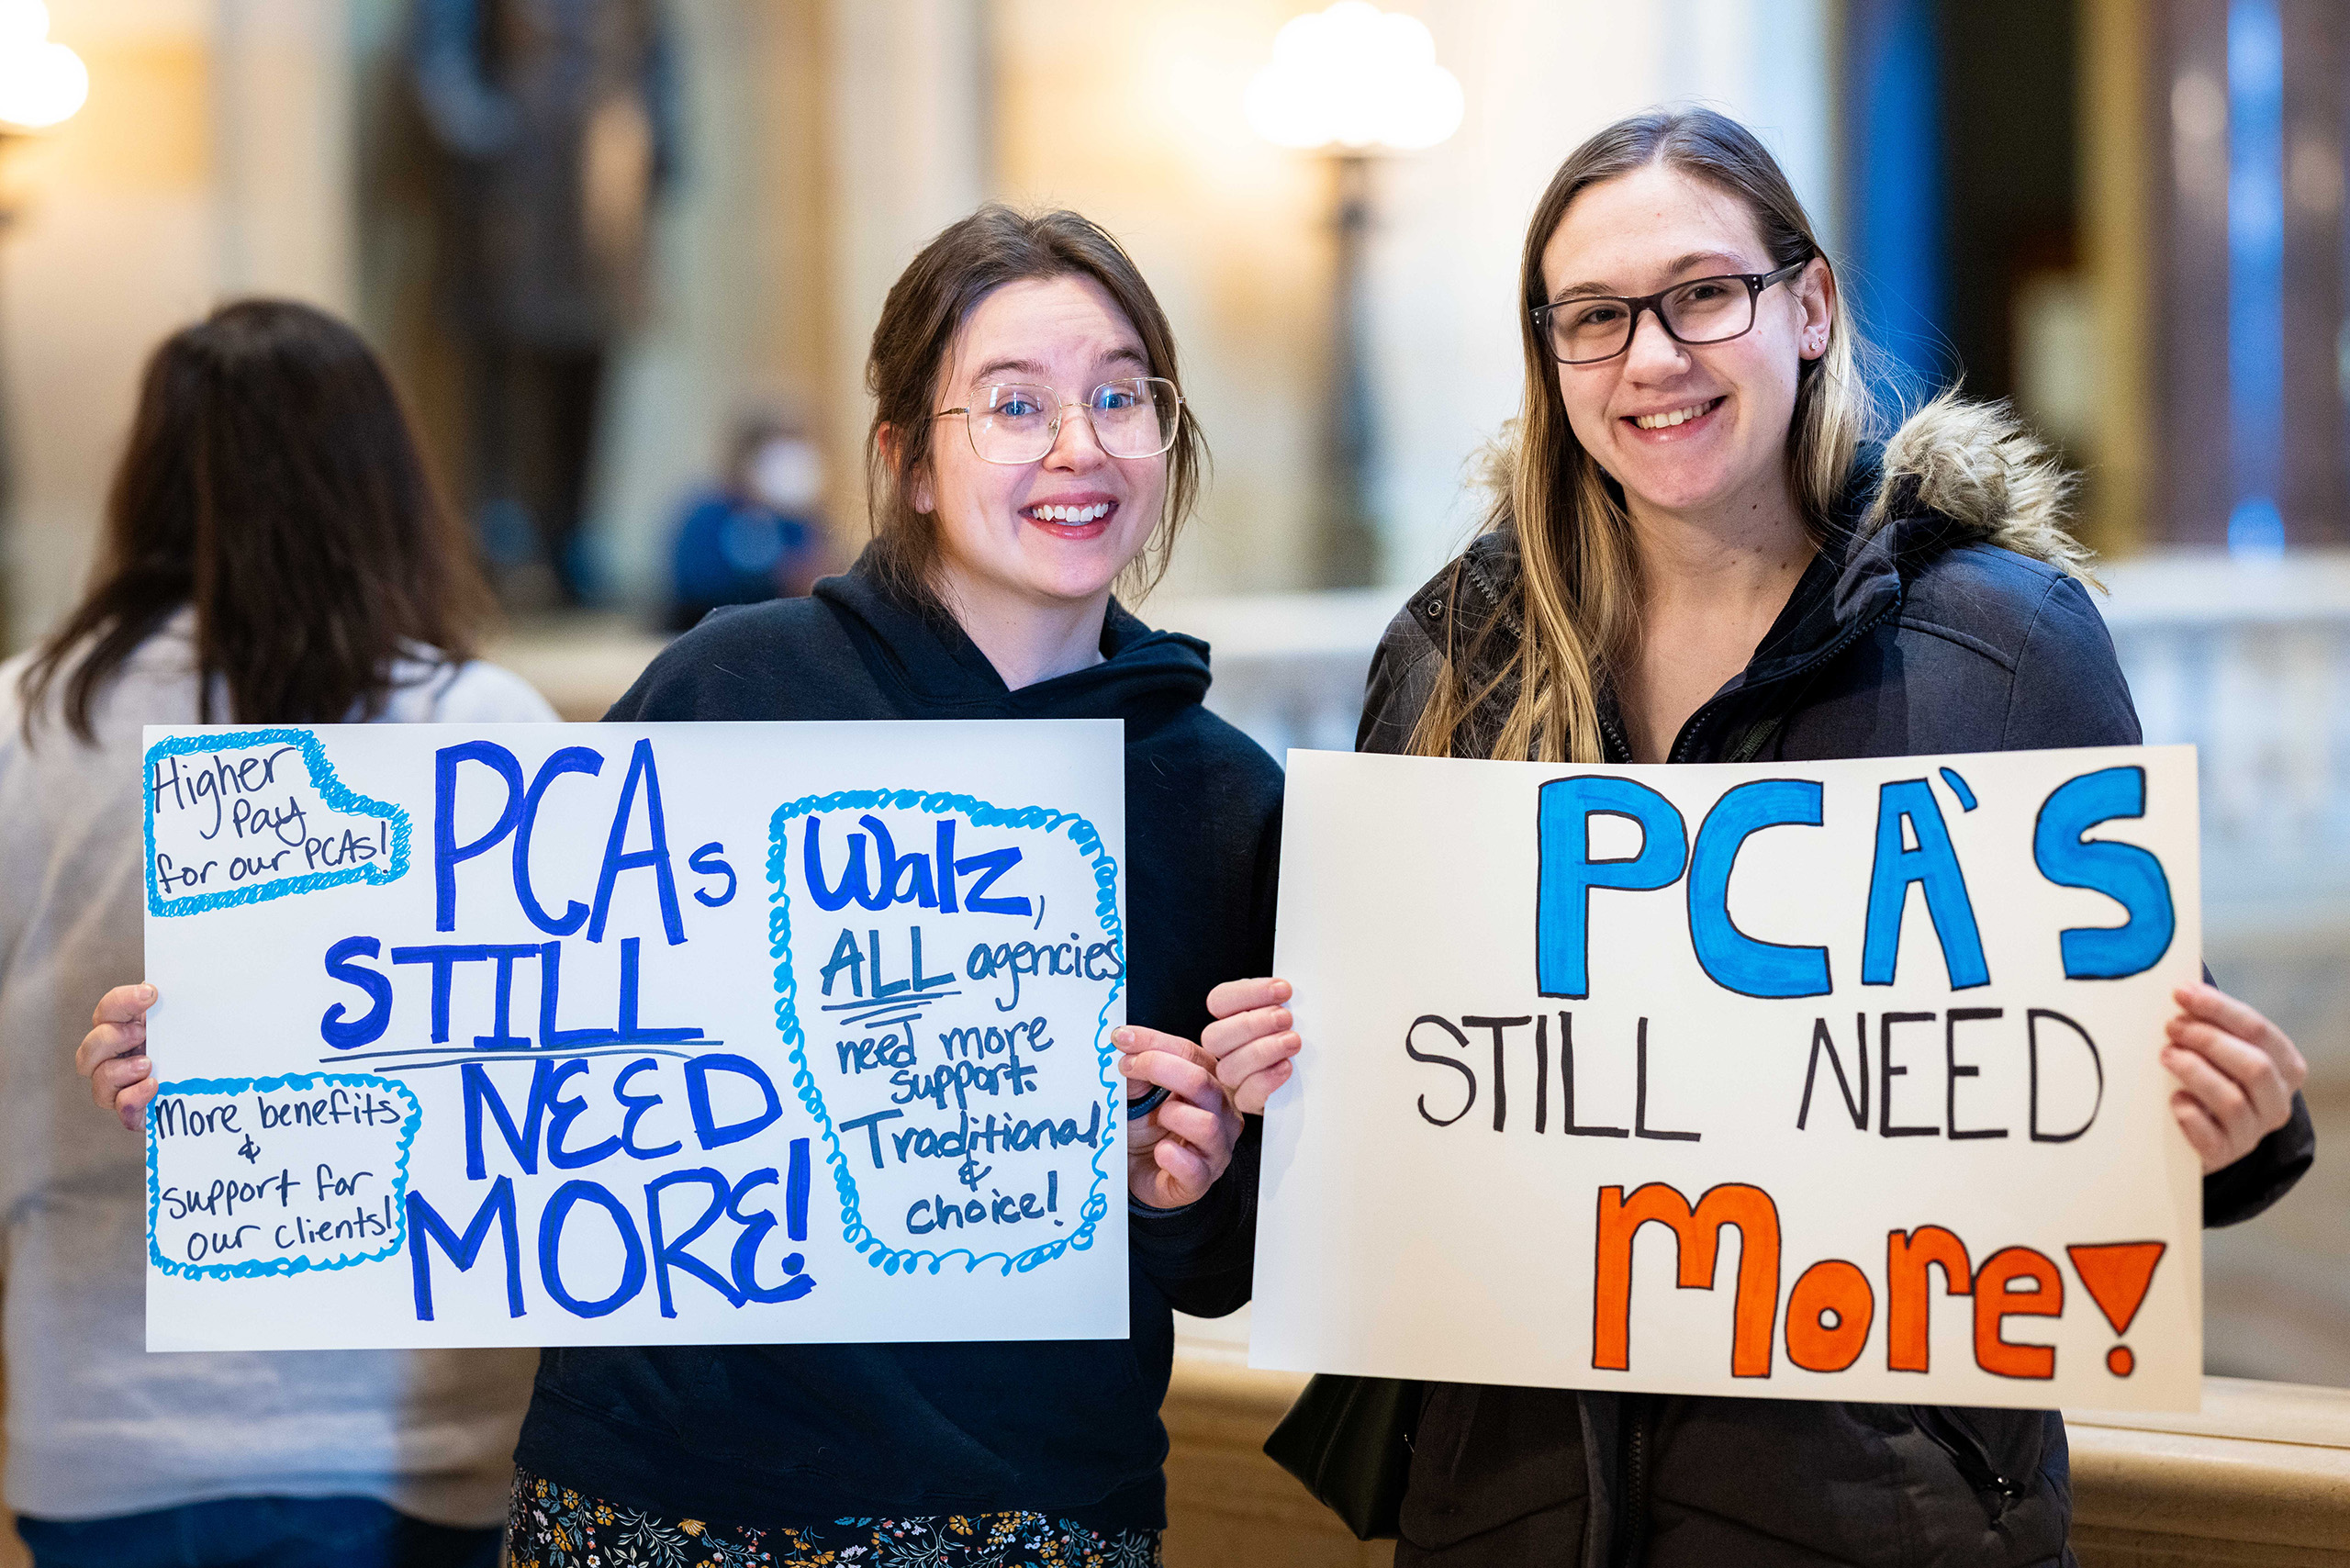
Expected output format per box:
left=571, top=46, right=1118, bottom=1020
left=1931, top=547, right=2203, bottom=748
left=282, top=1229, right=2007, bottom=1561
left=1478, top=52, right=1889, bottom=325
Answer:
left=1207, top=108, right=2311, bottom=1565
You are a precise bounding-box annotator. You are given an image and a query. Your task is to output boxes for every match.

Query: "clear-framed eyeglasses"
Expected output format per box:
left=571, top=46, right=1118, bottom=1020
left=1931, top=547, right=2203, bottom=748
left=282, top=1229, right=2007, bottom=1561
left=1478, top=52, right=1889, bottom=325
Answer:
left=1532, top=256, right=1813, bottom=366
left=934, top=377, right=1183, bottom=465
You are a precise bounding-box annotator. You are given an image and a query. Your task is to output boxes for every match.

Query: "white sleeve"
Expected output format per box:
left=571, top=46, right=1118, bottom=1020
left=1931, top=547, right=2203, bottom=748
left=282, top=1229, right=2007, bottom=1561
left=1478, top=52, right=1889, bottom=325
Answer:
left=426, top=660, right=562, bottom=723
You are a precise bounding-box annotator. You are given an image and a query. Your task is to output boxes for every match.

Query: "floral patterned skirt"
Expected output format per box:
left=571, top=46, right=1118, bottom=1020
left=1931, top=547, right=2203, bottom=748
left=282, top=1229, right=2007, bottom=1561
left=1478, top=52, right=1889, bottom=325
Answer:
left=508, top=1468, right=1163, bottom=1568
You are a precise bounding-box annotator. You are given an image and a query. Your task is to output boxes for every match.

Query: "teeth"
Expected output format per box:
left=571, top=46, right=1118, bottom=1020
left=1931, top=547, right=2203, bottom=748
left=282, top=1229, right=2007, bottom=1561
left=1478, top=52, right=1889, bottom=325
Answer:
left=1633, top=401, right=1717, bottom=430
left=1031, top=503, right=1111, bottom=523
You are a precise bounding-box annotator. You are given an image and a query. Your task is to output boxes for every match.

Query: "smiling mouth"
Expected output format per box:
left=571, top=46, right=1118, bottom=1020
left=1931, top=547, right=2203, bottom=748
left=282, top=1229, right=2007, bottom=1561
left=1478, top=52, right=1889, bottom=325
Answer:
left=1627, top=397, right=1725, bottom=431
left=1022, top=500, right=1117, bottom=534
left=1025, top=501, right=1113, bottom=524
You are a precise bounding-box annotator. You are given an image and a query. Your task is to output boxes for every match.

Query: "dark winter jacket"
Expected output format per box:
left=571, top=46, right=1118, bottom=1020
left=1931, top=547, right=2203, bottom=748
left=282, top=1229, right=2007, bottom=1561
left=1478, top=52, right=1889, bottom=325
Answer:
left=1360, top=399, right=2316, bottom=1568
left=513, top=557, right=1283, bottom=1531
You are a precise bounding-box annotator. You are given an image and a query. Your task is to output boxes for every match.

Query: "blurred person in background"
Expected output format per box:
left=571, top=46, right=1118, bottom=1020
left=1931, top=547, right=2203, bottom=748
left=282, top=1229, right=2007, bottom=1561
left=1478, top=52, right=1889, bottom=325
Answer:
left=409, top=0, right=678, bottom=608
left=663, top=408, right=829, bottom=631
left=1, top=300, right=552, bottom=1568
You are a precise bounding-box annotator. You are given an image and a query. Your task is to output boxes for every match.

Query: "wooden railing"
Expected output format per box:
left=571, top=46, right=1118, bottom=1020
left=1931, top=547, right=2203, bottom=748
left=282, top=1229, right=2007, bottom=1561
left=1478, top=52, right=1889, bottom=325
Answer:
left=1158, top=1351, right=2350, bottom=1567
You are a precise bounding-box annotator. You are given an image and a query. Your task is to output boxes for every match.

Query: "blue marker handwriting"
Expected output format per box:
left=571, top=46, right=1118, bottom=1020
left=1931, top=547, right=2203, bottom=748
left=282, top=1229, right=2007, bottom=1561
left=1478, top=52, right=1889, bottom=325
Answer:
left=144, top=731, right=408, bottom=915
left=283, top=744, right=1122, bottom=1325
left=1405, top=762, right=2172, bottom=1157
left=768, top=789, right=1125, bottom=1282
left=147, top=1074, right=420, bottom=1279
left=1534, top=766, right=2177, bottom=1002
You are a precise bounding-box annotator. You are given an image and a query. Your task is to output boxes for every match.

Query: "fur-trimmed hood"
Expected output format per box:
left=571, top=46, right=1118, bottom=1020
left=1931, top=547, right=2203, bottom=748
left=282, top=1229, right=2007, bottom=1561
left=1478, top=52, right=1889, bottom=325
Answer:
left=1858, top=392, right=2096, bottom=585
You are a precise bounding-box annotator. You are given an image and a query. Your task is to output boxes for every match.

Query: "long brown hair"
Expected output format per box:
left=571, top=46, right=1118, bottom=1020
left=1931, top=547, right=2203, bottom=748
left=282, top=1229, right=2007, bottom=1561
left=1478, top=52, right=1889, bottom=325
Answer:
left=1411, top=107, right=1873, bottom=762
left=19, top=298, right=492, bottom=741
left=863, top=205, right=1204, bottom=612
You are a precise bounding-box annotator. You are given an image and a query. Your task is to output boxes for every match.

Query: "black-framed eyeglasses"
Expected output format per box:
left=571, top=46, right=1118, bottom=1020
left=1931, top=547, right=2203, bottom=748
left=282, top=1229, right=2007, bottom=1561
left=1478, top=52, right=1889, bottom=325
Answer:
left=1532, top=257, right=1813, bottom=365
left=934, top=377, right=1183, bottom=465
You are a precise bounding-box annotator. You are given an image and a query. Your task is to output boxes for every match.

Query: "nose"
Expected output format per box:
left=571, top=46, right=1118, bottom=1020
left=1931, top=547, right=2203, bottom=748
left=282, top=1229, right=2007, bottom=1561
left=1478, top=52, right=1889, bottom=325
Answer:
left=1622, top=306, right=1689, bottom=379
left=1043, top=402, right=1109, bottom=470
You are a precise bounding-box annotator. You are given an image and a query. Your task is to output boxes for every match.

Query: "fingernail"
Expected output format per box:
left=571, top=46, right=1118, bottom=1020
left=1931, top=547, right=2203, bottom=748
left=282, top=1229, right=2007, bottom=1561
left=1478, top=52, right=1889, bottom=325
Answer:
left=1113, top=1027, right=1132, bottom=1046
left=138, top=985, right=155, bottom=1002
left=1271, top=980, right=1292, bottom=1001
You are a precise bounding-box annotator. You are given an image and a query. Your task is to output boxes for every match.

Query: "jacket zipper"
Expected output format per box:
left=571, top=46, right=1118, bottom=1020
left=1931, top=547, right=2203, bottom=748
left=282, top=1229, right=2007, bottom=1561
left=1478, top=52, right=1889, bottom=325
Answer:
left=1590, top=597, right=1903, bottom=1568
left=1613, top=1397, right=1653, bottom=1568
left=1657, top=595, right=1903, bottom=765
left=1908, top=1406, right=2027, bottom=1514
left=1598, top=701, right=1636, bottom=766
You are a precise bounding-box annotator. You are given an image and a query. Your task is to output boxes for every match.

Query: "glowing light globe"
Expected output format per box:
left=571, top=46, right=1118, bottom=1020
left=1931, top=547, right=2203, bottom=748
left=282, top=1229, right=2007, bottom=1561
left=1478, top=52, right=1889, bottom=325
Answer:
left=0, top=1, right=85, bottom=131
left=1246, top=2, right=1464, bottom=154
left=0, top=1, right=49, bottom=50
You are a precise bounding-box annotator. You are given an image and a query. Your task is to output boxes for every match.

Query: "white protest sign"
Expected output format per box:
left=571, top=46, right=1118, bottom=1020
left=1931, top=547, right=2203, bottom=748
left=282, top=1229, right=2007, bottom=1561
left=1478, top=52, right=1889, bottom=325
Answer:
left=141, top=721, right=1127, bottom=1350
left=1253, top=745, right=2202, bottom=1411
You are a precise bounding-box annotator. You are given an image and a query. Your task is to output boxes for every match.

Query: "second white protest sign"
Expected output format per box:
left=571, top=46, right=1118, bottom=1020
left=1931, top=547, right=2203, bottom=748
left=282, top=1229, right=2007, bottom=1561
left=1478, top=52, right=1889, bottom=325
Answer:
left=1252, top=745, right=2202, bottom=1412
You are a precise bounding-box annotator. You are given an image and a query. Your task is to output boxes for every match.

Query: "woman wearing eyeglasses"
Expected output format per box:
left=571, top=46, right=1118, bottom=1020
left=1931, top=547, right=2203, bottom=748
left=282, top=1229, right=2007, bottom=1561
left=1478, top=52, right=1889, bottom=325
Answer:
left=505, top=207, right=1271, bottom=1566
left=1204, top=108, right=2311, bottom=1565
left=77, top=207, right=1273, bottom=1567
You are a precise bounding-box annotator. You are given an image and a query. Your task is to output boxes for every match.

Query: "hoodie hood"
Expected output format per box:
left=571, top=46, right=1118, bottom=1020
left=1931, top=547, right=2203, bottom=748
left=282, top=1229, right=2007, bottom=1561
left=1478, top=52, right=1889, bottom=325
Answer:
left=811, top=550, right=1214, bottom=726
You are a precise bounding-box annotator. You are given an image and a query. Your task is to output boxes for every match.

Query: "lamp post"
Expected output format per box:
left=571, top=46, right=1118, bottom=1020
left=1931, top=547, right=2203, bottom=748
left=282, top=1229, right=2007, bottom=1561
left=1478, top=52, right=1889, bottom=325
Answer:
left=1248, top=2, right=1460, bottom=588
left=0, top=0, right=87, bottom=649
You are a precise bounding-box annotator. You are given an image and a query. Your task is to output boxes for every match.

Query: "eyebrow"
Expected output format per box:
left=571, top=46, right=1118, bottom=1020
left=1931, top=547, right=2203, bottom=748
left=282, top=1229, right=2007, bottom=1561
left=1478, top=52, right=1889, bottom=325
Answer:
left=968, top=355, right=1047, bottom=384
left=965, top=343, right=1150, bottom=387
left=1552, top=251, right=1753, bottom=300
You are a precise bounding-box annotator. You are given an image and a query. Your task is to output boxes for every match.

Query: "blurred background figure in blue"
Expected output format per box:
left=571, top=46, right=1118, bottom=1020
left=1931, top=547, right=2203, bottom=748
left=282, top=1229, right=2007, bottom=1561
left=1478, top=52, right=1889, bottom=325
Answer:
left=663, top=408, right=827, bottom=630
left=407, top=0, right=677, bottom=608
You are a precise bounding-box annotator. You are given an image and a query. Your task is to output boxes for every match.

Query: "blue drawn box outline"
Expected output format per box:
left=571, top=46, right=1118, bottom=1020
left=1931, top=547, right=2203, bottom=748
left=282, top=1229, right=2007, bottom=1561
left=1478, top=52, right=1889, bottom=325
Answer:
left=766, top=788, right=1123, bottom=1279
left=143, top=728, right=409, bottom=918
left=146, top=1072, right=421, bottom=1280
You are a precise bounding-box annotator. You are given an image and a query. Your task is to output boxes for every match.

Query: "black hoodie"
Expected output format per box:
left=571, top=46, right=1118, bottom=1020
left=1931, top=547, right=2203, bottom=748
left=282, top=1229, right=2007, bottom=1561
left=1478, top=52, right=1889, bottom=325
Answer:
left=512, top=560, right=1282, bottom=1531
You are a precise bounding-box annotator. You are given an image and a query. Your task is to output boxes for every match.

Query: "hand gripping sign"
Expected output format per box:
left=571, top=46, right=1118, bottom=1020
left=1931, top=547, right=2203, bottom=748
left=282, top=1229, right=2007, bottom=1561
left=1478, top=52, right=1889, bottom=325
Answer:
left=141, top=722, right=1126, bottom=1350
left=1250, top=746, right=2202, bottom=1411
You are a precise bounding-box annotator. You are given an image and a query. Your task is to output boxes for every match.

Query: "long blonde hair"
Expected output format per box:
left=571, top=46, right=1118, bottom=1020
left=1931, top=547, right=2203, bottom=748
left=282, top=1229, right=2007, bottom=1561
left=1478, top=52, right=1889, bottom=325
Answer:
left=1410, top=108, right=1874, bottom=762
